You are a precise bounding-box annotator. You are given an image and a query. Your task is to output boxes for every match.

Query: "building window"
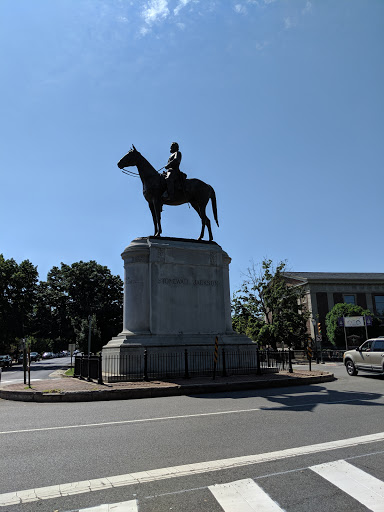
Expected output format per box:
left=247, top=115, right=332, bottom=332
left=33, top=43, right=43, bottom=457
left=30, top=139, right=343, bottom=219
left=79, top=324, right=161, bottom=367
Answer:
left=373, top=295, right=384, bottom=316
left=343, top=294, right=356, bottom=305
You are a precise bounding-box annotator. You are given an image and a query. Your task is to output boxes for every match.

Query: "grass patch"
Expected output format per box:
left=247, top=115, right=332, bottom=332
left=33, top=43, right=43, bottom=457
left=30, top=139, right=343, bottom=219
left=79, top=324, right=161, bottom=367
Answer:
left=65, top=368, right=74, bottom=376
left=42, top=389, right=63, bottom=394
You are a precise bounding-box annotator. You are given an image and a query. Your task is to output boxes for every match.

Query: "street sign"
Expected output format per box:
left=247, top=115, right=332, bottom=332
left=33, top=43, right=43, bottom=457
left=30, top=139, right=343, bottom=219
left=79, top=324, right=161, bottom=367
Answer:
left=344, top=316, right=364, bottom=327
left=365, top=315, right=373, bottom=326
left=68, top=344, right=76, bottom=356
left=316, top=335, right=322, bottom=342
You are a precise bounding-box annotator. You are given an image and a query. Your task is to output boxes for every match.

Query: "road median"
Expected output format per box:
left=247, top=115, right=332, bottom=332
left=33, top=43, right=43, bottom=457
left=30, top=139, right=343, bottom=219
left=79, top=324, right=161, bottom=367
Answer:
left=0, top=369, right=335, bottom=402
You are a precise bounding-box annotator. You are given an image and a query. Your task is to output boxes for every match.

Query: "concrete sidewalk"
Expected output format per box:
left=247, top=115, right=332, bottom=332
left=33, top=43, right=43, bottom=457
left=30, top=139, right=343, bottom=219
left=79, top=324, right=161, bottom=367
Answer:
left=0, top=369, right=335, bottom=402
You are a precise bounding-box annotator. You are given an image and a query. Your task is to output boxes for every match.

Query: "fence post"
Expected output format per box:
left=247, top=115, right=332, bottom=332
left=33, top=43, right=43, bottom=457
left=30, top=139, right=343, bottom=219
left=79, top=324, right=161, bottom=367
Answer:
left=222, top=348, right=227, bottom=377
left=87, top=354, right=92, bottom=382
left=184, top=349, right=190, bottom=379
left=256, top=348, right=261, bottom=375
left=288, top=348, right=293, bottom=373
left=98, top=353, right=103, bottom=385
left=143, top=349, right=149, bottom=381
left=282, top=350, right=285, bottom=370
left=73, top=356, right=78, bottom=378
left=79, top=355, right=84, bottom=380
left=266, top=350, right=270, bottom=368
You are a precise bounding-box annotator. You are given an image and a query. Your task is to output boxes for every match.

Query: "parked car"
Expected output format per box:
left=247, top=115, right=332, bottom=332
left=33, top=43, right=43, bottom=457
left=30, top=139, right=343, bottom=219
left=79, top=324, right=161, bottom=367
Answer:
left=17, top=353, right=24, bottom=364
left=0, top=355, right=12, bottom=368
left=42, top=351, right=53, bottom=359
left=29, top=352, right=41, bottom=362
left=343, top=338, right=384, bottom=376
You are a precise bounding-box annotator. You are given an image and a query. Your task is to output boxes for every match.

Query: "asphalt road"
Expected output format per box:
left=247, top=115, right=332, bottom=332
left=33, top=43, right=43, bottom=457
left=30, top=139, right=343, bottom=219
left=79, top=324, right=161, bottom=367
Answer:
left=1, top=362, right=383, bottom=512
left=0, top=356, right=71, bottom=387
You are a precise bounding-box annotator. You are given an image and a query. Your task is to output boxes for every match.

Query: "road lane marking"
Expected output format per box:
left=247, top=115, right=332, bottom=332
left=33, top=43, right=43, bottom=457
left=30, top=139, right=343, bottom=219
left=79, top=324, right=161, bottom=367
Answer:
left=209, top=478, right=283, bottom=511
left=65, top=499, right=138, bottom=511
left=1, top=432, right=384, bottom=507
left=1, top=396, right=383, bottom=436
left=0, top=379, right=41, bottom=385
left=310, top=460, right=384, bottom=512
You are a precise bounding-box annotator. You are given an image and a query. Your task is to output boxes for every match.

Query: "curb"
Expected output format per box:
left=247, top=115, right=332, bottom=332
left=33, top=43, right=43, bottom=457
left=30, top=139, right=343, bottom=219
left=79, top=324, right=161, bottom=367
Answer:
left=0, top=373, right=335, bottom=403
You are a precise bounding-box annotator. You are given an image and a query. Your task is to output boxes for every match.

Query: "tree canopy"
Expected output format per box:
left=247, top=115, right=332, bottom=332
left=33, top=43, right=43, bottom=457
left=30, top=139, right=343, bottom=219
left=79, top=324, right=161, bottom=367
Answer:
left=325, top=302, right=381, bottom=348
left=32, top=261, right=123, bottom=353
left=0, top=255, right=39, bottom=353
left=232, top=259, right=310, bottom=349
left=0, top=256, right=123, bottom=354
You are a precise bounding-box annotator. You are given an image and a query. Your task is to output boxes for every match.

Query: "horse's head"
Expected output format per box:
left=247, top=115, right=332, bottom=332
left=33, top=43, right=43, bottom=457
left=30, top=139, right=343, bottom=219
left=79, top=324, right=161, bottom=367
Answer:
left=117, top=145, right=140, bottom=169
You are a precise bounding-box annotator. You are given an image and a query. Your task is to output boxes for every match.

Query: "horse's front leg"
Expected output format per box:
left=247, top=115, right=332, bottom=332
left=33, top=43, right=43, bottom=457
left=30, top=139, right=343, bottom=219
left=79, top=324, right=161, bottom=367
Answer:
left=152, top=199, right=162, bottom=237
left=149, top=202, right=158, bottom=236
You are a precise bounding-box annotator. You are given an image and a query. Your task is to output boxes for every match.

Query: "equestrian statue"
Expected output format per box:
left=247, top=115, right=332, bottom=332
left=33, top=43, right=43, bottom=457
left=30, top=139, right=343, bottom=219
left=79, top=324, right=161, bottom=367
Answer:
left=117, top=143, right=219, bottom=241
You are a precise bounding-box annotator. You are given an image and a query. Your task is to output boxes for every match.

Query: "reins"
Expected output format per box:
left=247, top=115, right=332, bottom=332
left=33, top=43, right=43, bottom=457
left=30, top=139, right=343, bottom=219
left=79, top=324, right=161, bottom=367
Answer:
left=121, top=168, right=140, bottom=178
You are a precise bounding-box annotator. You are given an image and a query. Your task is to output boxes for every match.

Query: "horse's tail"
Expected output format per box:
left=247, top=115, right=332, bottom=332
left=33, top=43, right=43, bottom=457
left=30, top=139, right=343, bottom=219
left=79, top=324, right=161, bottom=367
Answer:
left=210, top=187, right=219, bottom=227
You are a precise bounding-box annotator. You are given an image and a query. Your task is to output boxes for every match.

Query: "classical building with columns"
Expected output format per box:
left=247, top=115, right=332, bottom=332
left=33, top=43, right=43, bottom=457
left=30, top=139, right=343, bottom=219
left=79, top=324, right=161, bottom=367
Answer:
left=282, top=272, right=384, bottom=344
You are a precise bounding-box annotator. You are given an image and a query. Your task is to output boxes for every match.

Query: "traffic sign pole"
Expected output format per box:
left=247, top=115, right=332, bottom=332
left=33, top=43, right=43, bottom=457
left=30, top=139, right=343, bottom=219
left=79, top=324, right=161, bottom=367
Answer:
left=307, top=339, right=312, bottom=371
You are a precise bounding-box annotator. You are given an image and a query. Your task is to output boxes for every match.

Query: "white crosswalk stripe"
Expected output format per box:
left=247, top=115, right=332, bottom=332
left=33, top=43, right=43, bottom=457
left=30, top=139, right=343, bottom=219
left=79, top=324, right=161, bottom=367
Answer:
left=65, top=499, right=138, bottom=511
left=209, top=478, right=283, bottom=511
left=310, top=460, right=384, bottom=512
left=1, top=455, right=384, bottom=510
left=1, top=432, right=383, bottom=507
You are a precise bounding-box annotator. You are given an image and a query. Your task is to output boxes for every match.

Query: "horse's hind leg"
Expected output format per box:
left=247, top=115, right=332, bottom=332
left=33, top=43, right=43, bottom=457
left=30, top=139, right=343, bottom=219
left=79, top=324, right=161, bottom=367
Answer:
left=191, top=202, right=204, bottom=240
left=191, top=202, right=213, bottom=241
left=205, top=216, right=213, bottom=241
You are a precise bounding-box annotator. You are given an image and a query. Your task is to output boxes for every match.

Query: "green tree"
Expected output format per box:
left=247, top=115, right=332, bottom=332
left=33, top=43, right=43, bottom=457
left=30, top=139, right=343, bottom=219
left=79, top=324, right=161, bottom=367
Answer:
left=33, top=261, right=123, bottom=353
left=325, top=303, right=381, bottom=348
left=0, top=255, right=38, bottom=353
left=232, top=259, right=310, bottom=349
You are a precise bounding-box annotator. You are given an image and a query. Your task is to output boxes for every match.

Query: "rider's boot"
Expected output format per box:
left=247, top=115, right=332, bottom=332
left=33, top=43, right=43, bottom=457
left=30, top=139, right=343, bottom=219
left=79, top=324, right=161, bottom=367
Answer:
left=162, top=180, right=174, bottom=201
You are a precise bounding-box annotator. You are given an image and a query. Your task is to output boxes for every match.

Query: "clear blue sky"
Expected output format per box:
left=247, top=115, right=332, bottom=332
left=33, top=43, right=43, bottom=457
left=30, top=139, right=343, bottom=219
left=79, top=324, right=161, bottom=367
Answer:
left=1, top=0, right=383, bottom=292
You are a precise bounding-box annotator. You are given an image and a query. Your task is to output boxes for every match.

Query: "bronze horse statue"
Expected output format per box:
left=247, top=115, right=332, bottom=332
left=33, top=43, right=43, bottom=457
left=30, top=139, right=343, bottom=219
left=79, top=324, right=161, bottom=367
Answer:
left=117, top=146, right=219, bottom=241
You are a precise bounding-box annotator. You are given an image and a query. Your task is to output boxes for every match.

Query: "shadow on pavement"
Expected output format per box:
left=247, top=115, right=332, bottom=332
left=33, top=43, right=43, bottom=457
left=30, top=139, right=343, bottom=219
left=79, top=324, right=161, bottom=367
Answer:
left=193, top=384, right=384, bottom=413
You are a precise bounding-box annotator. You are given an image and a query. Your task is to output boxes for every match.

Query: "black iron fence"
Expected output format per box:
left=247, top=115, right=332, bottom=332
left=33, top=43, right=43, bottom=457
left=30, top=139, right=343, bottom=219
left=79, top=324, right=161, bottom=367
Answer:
left=74, top=348, right=293, bottom=383
left=74, top=355, right=103, bottom=384
left=292, top=349, right=346, bottom=362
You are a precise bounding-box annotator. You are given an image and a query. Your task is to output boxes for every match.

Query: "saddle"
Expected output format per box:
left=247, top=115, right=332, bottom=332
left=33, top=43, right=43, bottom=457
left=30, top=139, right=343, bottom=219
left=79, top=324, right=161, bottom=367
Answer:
left=162, top=171, right=187, bottom=191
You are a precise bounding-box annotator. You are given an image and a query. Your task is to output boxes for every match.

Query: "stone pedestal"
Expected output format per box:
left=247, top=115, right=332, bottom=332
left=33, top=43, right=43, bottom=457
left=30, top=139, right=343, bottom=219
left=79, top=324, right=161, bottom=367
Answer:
left=102, top=237, right=252, bottom=357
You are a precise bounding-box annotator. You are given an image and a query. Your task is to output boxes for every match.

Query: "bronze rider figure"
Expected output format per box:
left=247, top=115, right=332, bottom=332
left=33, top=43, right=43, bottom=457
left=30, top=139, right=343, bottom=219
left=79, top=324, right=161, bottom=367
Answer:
left=162, top=142, right=182, bottom=201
